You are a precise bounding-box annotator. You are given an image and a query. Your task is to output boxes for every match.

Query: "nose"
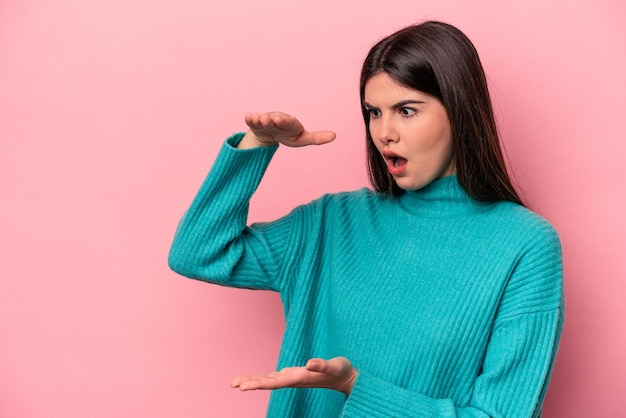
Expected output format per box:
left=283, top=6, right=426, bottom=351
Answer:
left=372, top=114, right=399, bottom=144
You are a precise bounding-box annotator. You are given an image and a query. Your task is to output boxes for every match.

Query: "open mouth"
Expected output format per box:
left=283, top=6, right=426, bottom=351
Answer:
left=391, top=157, right=404, bottom=167
left=384, top=154, right=408, bottom=175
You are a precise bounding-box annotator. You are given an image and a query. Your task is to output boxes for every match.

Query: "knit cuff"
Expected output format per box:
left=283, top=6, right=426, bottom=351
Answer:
left=342, top=371, right=455, bottom=417
left=199, top=132, right=278, bottom=203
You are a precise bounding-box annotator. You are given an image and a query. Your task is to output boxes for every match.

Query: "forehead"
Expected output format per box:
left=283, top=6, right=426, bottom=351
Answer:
left=364, top=72, right=430, bottom=104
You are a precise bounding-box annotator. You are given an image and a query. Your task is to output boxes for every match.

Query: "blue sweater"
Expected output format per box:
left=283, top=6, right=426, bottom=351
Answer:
left=169, top=133, right=564, bottom=417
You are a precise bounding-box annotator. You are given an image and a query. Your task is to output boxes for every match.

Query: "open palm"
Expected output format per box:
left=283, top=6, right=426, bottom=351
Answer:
left=231, top=356, right=358, bottom=396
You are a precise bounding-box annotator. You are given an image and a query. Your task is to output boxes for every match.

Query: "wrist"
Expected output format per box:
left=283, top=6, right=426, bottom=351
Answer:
left=237, top=131, right=278, bottom=149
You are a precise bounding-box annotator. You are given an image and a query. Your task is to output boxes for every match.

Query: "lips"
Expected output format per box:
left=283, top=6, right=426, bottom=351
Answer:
left=382, top=150, right=408, bottom=176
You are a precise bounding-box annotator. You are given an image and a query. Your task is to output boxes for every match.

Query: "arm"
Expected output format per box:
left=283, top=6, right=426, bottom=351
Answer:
left=168, top=112, right=335, bottom=289
left=167, top=132, right=278, bottom=289
left=343, top=224, right=564, bottom=417
left=232, top=224, right=564, bottom=417
left=344, top=311, right=563, bottom=417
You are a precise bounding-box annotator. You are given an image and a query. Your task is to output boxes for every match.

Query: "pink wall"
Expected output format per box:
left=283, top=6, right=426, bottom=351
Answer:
left=2, top=0, right=625, bottom=416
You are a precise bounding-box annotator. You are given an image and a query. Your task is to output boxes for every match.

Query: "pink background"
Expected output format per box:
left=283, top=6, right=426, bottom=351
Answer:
left=2, top=0, right=625, bottom=416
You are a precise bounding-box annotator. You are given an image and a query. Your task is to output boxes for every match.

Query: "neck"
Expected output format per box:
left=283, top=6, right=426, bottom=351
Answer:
left=395, top=175, right=490, bottom=218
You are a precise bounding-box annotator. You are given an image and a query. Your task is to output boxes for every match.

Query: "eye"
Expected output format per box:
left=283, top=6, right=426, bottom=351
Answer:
left=399, top=107, right=417, bottom=117
left=367, top=108, right=382, bottom=118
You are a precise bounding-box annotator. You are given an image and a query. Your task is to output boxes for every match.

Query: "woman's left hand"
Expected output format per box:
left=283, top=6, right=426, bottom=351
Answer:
left=231, top=356, right=358, bottom=396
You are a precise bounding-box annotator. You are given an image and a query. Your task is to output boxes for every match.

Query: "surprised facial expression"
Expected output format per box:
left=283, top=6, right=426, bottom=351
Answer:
left=364, top=72, right=455, bottom=191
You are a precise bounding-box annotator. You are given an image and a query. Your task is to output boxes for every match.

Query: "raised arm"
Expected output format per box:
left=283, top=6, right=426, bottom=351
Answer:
left=168, top=112, right=335, bottom=289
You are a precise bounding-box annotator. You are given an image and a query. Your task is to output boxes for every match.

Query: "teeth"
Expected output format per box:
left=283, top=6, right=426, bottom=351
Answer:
left=393, top=158, right=400, bottom=167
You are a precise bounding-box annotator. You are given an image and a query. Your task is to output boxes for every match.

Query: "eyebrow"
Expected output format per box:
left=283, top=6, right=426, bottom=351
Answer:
left=363, top=99, right=426, bottom=109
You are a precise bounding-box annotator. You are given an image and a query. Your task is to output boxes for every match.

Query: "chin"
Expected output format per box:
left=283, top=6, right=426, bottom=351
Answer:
left=394, top=175, right=438, bottom=191
left=395, top=181, right=427, bottom=191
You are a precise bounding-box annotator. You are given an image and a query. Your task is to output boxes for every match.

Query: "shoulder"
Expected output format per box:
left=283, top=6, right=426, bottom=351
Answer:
left=486, top=201, right=560, bottom=247
left=285, top=188, right=385, bottom=224
left=305, top=187, right=382, bottom=208
left=491, top=203, right=564, bottom=316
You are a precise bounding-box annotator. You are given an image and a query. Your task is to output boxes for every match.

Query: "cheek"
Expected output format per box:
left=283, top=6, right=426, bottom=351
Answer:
left=428, top=118, right=452, bottom=153
left=437, top=133, right=455, bottom=172
left=434, top=137, right=453, bottom=165
left=441, top=128, right=454, bottom=157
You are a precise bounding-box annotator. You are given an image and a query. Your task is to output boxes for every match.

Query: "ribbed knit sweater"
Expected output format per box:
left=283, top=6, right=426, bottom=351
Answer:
left=168, top=133, right=564, bottom=417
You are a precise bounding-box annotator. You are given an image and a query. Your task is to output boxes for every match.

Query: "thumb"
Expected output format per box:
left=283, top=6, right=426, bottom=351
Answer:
left=312, top=130, right=336, bottom=145
left=306, top=357, right=350, bottom=376
left=305, top=358, right=328, bottom=373
left=303, top=130, right=336, bottom=146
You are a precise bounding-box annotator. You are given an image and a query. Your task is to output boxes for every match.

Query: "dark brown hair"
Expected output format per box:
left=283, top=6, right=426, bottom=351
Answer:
left=360, top=21, right=524, bottom=205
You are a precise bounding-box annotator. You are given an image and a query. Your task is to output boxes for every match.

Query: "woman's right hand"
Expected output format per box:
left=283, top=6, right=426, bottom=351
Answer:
left=237, top=112, right=336, bottom=149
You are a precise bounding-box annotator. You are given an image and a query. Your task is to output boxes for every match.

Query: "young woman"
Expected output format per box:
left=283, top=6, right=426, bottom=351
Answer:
left=169, top=21, right=563, bottom=417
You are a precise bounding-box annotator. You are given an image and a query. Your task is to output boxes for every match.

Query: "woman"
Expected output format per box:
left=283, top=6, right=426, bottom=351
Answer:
left=169, top=21, right=563, bottom=417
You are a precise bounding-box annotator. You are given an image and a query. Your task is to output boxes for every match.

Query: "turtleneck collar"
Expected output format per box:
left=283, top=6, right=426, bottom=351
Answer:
left=395, top=175, right=490, bottom=218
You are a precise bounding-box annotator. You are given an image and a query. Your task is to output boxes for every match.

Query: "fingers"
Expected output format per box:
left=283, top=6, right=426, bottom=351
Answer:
left=306, top=356, right=350, bottom=376
left=231, top=373, right=275, bottom=391
left=231, top=367, right=303, bottom=391
left=231, top=357, right=357, bottom=395
left=244, top=111, right=335, bottom=147
left=244, top=112, right=301, bottom=133
left=231, top=375, right=269, bottom=391
left=230, top=375, right=247, bottom=389
left=305, top=357, right=357, bottom=395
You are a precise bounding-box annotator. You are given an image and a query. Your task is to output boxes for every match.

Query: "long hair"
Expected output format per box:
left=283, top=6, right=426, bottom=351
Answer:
left=360, top=21, right=524, bottom=205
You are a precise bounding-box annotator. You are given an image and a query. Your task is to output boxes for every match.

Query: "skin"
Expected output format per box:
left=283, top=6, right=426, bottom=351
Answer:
left=231, top=356, right=357, bottom=396
left=232, top=72, right=454, bottom=396
left=364, top=72, right=455, bottom=190
left=235, top=114, right=356, bottom=395
left=237, top=112, right=336, bottom=149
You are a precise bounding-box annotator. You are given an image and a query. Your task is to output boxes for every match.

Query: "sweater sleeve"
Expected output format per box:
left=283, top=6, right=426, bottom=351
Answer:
left=342, top=223, right=564, bottom=418
left=168, top=132, right=293, bottom=291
